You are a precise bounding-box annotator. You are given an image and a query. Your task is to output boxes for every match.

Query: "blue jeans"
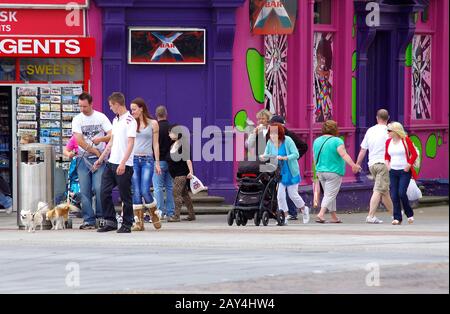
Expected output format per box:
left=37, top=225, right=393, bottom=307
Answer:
left=152, top=161, right=174, bottom=216
left=389, top=169, right=414, bottom=222
left=132, top=155, right=155, bottom=205
left=77, top=157, right=105, bottom=225
left=0, top=191, right=12, bottom=209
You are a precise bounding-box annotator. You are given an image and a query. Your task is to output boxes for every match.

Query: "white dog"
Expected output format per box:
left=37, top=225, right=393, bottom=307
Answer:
left=20, top=202, right=50, bottom=232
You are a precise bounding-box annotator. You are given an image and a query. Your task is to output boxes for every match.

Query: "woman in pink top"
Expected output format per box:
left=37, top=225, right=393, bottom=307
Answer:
left=385, top=122, right=418, bottom=225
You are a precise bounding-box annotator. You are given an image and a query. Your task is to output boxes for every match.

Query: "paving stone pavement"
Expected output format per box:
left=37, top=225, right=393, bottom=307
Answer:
left=0, top=206, right=448, bottom=294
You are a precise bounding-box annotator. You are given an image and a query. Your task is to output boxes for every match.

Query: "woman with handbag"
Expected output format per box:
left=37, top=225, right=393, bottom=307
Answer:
left=385, top=122, right=418, bottom=225
left=167, top=125, right=196, bottom=222
left=313, top=120, right=361, bottom=223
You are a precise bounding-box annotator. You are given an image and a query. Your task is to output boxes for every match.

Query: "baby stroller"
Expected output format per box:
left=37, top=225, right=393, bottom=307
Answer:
left=227, top=160, right=285, bottom=226
left=55, top=158, right=82, bottom=228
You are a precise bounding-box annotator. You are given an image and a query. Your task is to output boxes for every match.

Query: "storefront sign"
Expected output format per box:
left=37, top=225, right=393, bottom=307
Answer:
left=0, top=37, right=95, bottom=57
left=0, top=1, right=89, bottom=9
left=250, top=0, right=297, bottom=35
left=129, top=28, right=206, bottom=65
left=0, top=9, right=85, bottom=36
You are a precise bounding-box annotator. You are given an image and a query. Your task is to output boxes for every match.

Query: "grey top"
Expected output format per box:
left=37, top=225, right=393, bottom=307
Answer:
left=134, top=122, right=153, bottom=156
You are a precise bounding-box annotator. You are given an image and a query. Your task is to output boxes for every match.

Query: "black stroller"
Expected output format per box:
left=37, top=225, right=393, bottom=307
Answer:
left=227, top=160, right=285, bottom=226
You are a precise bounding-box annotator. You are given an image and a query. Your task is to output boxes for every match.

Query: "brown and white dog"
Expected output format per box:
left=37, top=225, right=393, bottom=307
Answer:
left=46, top=203, right=79, bottom=230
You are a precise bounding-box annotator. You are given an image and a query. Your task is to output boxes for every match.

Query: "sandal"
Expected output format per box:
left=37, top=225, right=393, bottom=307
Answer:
left=315, top=217, right=326, bottom=223
left=182, top=216, right=196, bottom=221
left=329, top=219, right=343, bottom=223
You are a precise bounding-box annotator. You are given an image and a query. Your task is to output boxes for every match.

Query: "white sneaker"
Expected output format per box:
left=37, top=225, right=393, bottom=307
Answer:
left=5, top=206, right=12, bottom=215
left=302, top=206, right=310, bottom=224
left=408, top=217, right=414, bottom=224
left=366, top=216, right=383, bottom=224
left=284, top=217, right=288, bottom=226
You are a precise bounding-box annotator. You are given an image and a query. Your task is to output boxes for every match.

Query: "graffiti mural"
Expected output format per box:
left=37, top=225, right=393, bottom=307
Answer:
left=313, top=32, right=334, bottom=123
left=246, top=49, right=265, bottom=104
left=264, top=34, right=288, bottom=118
left=412, top=35, right=432, bottom=120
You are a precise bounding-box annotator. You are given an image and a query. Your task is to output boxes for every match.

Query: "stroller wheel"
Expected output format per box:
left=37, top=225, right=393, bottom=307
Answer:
left=277, top=211, right=286, bottom=226
left=254, top=211, right=261, bottom=226
left=241, top=213, right=248, bottom=226
left=262, top=211, right=270, bottom=226
left=235, top=211, right=242, bottom=226
left=227, top=210, right=235, bottom=226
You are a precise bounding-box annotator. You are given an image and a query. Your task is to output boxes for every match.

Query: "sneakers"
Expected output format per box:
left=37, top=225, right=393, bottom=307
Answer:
left=167, top=216, right=180, bottom=222
left=5, top=206, right=12, bottom=215
left=117, top=225, right=131, bottom=233
left=408, top=217, right=415, bottom=224
left=79, top=222, right=96, bottom=230
left=182, top=216, right=196, bottom=221
left=96, top=218, right=106, bottom=228
left=97, top=225, right=117, bottom=232
left=366, top=216, right=383, bottom=224
left=302, top=206, right=310, bottom=224
left=284, top=217, right=288, bottom=226
left=391, top=219, right=402, bottom=225
left=287, top=215, right=298, bottom=221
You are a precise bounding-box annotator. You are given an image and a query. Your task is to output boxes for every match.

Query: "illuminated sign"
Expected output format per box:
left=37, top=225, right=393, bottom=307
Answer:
left=129, top=28, right=206, bottom=65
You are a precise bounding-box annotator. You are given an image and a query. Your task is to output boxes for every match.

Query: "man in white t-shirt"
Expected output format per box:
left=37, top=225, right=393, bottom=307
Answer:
left=356, top=109, right=394, bottom=224
left=93, top=92, right=137, bottom=233
left=72, top=92, right=112, bottom=229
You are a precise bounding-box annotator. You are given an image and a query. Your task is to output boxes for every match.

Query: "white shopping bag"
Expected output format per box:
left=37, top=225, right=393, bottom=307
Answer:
left=189, top=175, right=207, bottom=195
left=407, top=179, right=422, bottom=201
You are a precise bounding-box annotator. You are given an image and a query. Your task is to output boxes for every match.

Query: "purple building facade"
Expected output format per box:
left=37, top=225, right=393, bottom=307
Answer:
left=93, top=0, right=245, bottom=200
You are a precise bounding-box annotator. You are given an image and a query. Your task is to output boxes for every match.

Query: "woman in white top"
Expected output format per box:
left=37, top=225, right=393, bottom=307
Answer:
left=384, top=122, right=418, bottom=225
left=130, top=98, right=161, bottom=231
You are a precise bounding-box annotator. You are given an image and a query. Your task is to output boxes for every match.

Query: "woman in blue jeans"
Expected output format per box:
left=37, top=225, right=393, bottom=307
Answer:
left=385, top=122, right=418, bottom=225
left=130, top=98, right=161, bottom=231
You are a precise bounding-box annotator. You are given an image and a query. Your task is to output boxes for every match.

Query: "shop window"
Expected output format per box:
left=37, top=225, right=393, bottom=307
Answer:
left=314, top=0, right=332, bottom=24
left=0, top=59, right=16, bottom=81
left=421, top=5, right=429, bottom=23
left=411, top=34, right=432, bottom=120
left=313, top=32, right=334, bottom=122
left=19, top=58, right=83, bottom=82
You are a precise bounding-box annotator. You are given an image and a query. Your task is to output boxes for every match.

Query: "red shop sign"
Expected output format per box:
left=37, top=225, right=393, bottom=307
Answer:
left=0, top=37, right=95, bottom=57
left=0, top=1, right=89, bottom=8
left=0, top=9, right=85, bottom=36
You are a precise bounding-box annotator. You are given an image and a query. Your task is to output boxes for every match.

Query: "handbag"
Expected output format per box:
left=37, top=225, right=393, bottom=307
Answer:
left=403, top=137, right=421, bottom=169
left=312, top=136, right=333, bottom=208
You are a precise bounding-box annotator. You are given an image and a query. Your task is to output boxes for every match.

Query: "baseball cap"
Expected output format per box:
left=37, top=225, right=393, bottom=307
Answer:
left=270, top=115, right=285, bottom=124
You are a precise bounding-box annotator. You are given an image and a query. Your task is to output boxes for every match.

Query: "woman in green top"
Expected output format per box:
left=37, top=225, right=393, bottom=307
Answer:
left=313, top=120, right=361, bottom=223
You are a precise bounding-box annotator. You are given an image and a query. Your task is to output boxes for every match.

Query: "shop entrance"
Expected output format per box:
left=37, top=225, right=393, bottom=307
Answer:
left=366, top=31, right=393, bottom=123
left=0, top=86, right=13, bottom=213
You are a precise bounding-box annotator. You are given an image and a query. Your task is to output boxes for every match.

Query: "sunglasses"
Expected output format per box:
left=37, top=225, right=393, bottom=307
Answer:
left=387, top=130, right=393, bottom=132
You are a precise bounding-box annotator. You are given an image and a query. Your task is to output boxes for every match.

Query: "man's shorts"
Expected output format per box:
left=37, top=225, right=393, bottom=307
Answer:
left=369, top=163, right=390, bottom=193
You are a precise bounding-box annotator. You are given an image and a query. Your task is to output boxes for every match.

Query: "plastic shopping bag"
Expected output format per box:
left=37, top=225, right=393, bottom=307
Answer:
left=189, top=175, right=207, bottom=195
left=407, top=179, right=422, bottom=201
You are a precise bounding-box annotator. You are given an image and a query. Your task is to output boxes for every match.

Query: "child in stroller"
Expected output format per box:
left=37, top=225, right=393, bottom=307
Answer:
left=61, top=136, right=82, bottom=212
left=227, top=159, right=285, bottom=226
